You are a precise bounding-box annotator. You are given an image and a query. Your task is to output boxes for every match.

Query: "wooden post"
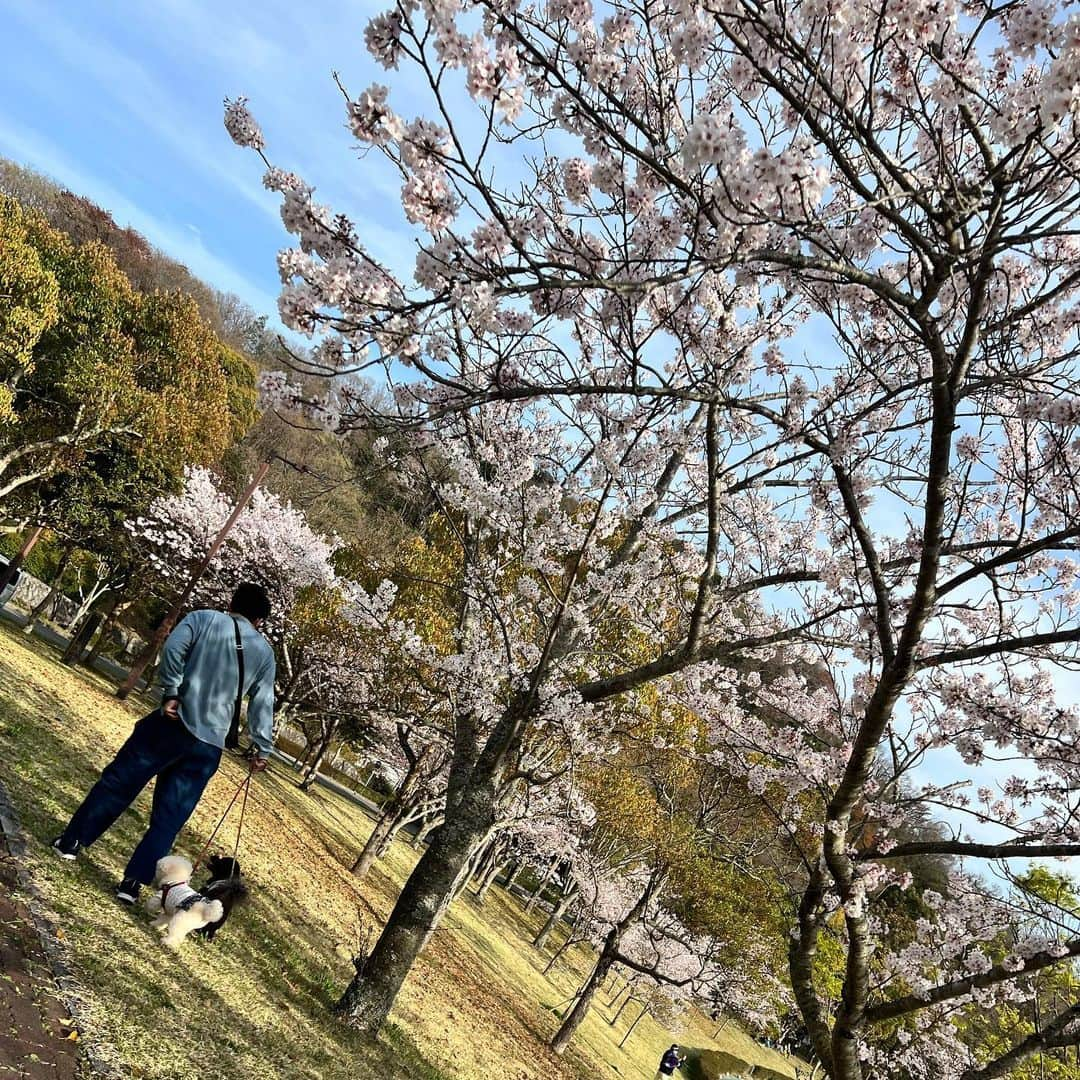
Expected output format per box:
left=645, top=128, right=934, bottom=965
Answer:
left=115, top=463, right=269, bottom=699
left=0, top=525, right=45, bottom=595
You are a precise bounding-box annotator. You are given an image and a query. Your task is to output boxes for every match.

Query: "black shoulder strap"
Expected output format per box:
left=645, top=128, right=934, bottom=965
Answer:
left=225, top=616, right=245, bottom=750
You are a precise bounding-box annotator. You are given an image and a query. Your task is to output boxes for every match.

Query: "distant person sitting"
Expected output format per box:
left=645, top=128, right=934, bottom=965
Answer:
left=657, top=1045, right=686, bottom=1078
left=51, top=583, right=276, bottom=904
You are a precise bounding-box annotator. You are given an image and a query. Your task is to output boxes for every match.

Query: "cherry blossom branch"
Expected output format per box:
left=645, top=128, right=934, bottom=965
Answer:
left=961, top=1002, right=1080, bottom=1080
left=685, top=403, right=720, bottom=659
left=866, top=938, right=1080, bottom=1022
left=917, top=628, right=1080, bottom=669
left=859, top=840, right=1080, bottom=861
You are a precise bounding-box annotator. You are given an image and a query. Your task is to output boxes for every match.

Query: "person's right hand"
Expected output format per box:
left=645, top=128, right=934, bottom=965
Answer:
left=162, top=698, right=181, bottom=721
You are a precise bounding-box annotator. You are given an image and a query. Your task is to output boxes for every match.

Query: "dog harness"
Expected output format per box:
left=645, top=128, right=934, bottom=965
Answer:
left=159, top=880, right=206, bottom=915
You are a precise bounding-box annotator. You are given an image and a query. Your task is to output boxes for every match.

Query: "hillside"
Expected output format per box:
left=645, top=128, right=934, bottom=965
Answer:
left=0, top=626, right=797, bottom=1080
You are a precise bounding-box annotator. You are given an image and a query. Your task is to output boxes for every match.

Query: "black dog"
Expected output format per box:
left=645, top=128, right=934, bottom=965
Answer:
left=194, top=855, right=248, bottom=941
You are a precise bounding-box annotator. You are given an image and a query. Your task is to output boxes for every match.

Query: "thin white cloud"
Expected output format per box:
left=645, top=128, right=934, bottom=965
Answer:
left=3, top=2, right=282, bottom=226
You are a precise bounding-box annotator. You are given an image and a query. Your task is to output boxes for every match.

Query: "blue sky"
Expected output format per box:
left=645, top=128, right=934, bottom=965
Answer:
left=0, top=0, right=412, bottom=324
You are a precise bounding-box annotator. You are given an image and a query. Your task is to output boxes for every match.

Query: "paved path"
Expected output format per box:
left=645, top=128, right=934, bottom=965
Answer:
left=0, top=834, right=80, bottom=1080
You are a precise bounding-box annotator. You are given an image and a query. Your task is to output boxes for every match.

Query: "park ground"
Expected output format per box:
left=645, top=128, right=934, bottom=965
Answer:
left=0, top=624, right=797, bottom=1080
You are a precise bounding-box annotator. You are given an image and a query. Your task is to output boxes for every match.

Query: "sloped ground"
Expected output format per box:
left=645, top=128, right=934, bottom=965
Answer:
left=0, top=626, right=797, bottom=1080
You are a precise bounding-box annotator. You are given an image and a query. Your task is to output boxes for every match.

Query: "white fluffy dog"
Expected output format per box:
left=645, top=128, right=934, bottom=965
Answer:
left=144, top=855, right=224, bottom=948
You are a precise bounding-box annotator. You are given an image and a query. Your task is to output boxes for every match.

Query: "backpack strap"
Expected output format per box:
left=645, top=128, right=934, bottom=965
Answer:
left=225, top=616, right=245, bottom=750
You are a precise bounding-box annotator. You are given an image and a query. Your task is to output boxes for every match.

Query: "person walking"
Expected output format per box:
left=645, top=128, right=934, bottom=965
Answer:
left=51, top=583, right=276, bottom=904
left=656, top=1044, right=686, bottom=1078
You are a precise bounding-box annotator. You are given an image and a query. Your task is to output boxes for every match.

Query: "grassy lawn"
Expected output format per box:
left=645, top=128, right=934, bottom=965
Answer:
left=0, top=625, right=798, bottom=1080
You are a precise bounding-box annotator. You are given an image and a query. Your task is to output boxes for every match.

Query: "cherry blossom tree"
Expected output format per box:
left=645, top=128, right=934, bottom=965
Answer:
left=470, top=766, right=597, bottom=899
left=543, top=711, right=786, bottom=1053
left=551, top=868, right=687, bottom=1053
left=541, top=841, right=788, bottom=1053
left=350, top=718, right=450, bottom=879
left=226, top=0, right=1080, bottom=1072
left=533, top=868, right=580, bottom=950
left=270, top=581, right=397, bottom=788
left=129, top=466, right=339, bottom=617
left=127, top=466, right=386, bottom=754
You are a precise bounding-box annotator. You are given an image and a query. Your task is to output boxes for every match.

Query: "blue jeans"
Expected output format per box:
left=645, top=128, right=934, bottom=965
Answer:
left=61, top=710, right=222, bottom=884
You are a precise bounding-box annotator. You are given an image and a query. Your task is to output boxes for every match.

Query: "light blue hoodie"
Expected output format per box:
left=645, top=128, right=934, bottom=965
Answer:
left=157, top=609, right=276, bottom=756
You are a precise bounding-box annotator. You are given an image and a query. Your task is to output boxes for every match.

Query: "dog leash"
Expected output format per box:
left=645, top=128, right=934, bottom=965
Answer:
left=231, top=759, right=252, bottom=879
left=192, top=758, right=255, bottom=878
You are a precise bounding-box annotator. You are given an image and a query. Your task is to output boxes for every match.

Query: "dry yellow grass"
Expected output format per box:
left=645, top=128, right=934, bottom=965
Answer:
left=0, top=626, right=797, bottom=1080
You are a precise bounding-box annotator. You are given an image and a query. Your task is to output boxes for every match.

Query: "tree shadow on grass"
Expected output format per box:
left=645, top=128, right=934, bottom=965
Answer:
left=692, top=1049, right=791, bottom=1079
left=425, top=888, right=637, bottom=1080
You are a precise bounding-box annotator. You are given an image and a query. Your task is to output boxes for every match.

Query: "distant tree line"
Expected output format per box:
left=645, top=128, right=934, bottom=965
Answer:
left=0, top=157, right=408, bottom=652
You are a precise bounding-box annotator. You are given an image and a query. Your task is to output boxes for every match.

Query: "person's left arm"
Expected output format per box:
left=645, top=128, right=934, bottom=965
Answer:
left=246, top=648, right=277, bottom=767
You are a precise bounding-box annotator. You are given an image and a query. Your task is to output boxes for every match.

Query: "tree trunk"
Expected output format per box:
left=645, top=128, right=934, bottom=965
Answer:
left=535, top=889, right=578, bottom=950
left=550, top=877, right=655, bottom=1054
left=23, top=586, right=56, bottom=632
left=453, top=841, right=489, bottom=901
left=377, top=816, right=405, bottom=856
left=0, top=525, right=44, bottom=595
left=352, top=808, right=402, bottom=880
left=524, top=857, right=557, bottom=915
left=84, top=592, right=124, bottom=665
left=471, top=838, right=497, bottom=882
left=609, top=987, right=635, bottom=1025
left=473, top=833, right=505, bottom=894
left=23, top=546, right=73, bottom=634
left=551, top=931, right=620, bottom=1054
left=411, top=815, right=441, bottom=848
left=274, top=661, right=304, bottom=736
left=475, top=859, right=504, bottom=903
left=544, top=930, right=579, bottom=975
left=334, top=788, right=494, bottom=1034
left=65, top=583, right=107, bottom=632
left=291, top=725, right=316, bottom=771
left=500, top=860, right=523, bottom=891
left=352, top=756, right=428, bottom=876
left=63, top=610, right=104, bottom=665
left=299, top=717, right=339, bottom=791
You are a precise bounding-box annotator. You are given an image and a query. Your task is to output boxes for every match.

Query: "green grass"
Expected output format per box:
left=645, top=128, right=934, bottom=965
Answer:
left=0, top=625, right=799, bottom=1080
